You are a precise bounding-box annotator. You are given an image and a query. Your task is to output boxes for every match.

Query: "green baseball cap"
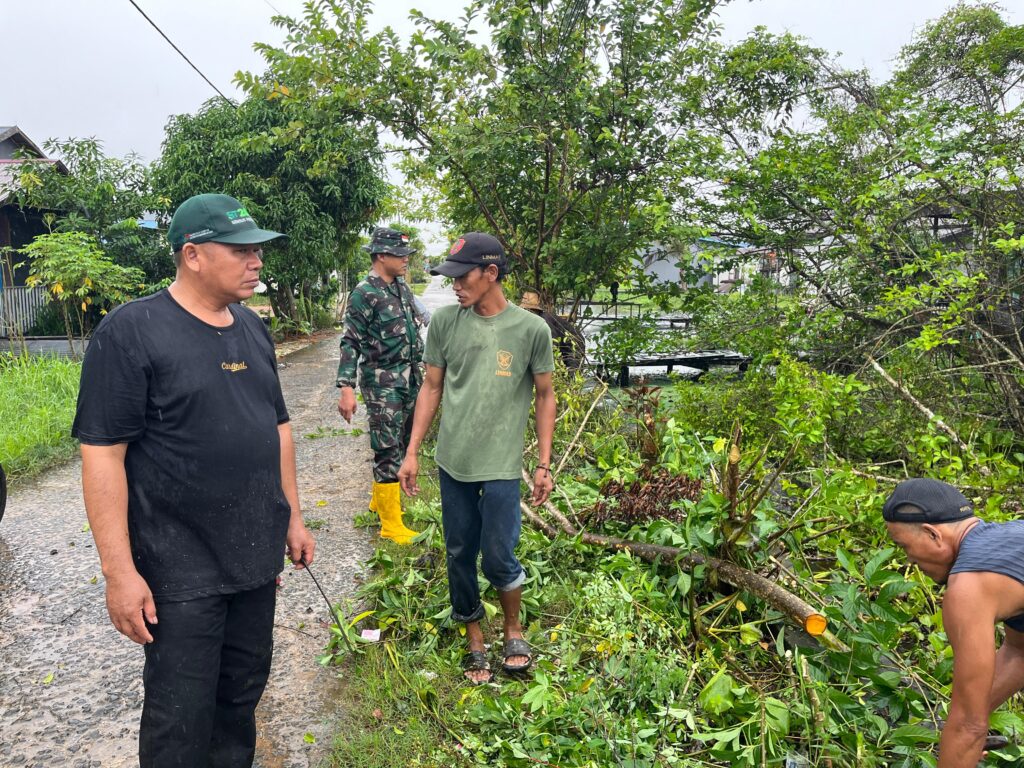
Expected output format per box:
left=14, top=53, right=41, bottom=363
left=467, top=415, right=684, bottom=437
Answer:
left=168, top=193, right=284, bottom=251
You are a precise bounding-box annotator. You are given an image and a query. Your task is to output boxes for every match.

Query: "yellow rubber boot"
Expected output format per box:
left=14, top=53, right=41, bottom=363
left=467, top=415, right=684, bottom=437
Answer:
left=376, top=481, right=418, bottom=545
left=369, top=481, right=379, bottom=514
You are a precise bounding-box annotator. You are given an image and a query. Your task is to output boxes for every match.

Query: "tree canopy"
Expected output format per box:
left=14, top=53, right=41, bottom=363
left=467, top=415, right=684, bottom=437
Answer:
left=153, top=90, right=388, bottom=321
left=250, top=0, right=778, bottom=312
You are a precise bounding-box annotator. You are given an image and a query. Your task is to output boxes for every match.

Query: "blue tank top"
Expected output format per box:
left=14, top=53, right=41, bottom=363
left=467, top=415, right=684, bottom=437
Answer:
left=949, top=520, right=1024, bottom=631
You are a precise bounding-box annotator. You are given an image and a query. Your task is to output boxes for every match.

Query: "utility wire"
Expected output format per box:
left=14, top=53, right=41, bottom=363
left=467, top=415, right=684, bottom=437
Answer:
left=126, top=0, right=235, bottom=106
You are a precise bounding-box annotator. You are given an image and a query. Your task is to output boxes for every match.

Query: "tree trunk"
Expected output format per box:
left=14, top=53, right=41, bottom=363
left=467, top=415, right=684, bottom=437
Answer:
left=520, top=472, right=847, bottom=652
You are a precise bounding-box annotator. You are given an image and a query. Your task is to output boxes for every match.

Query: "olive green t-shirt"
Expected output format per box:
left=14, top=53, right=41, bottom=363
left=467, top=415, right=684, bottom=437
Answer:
left=424, top=303, right=554, bottom=481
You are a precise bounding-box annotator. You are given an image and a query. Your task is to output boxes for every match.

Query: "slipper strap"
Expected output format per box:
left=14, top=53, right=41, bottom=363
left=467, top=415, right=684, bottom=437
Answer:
left=503, top=637, right=532, bottom=661
left=461, top=650, right=491, bottom=672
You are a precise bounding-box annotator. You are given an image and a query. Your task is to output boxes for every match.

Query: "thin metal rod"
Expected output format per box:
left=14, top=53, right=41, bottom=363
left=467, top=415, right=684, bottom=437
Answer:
left=300, top=558, right=356, bottom=653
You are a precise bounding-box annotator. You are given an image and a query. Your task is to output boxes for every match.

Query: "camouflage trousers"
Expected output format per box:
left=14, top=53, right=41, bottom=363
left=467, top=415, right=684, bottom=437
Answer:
left=362, top=386, right=418, bottom=483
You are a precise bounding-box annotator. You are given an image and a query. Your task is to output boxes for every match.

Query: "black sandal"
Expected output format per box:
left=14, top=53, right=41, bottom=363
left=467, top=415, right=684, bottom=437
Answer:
left=502, top=637, right=533, bottom=674
left=461, top=650, right=494, bottom=685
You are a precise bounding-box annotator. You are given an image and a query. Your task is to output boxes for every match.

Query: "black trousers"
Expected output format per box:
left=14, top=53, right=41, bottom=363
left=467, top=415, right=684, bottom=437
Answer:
left=139, top=580, right=277, bottom=768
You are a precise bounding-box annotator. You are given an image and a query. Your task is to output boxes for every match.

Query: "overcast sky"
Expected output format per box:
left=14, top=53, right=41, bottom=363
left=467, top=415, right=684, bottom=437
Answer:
left=4, top=0, right=1020, bottom=250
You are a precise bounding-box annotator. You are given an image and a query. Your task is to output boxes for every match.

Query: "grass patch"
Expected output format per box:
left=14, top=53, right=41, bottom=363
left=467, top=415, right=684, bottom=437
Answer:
left=322, top=649, right=469, bottom=767
left=317, top=372, right=1024, bottom=766
left=0, top=353, right=81, bottom=480
left=411, top=280, right=429, bottom=296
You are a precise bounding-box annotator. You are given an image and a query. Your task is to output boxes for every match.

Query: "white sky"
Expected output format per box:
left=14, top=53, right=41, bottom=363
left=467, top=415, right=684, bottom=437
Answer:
left=4, top=0, right=1020, bottom=251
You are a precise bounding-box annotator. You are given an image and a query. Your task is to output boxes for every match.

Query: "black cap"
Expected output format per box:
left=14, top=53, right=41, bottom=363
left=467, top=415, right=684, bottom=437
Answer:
left=430, top=232, right=506, bottom=278
left=168, top=194, right=284, bottom=251
left=365, top=227, right=416, bottom=257
left=882, top=478, right=974, bottom=523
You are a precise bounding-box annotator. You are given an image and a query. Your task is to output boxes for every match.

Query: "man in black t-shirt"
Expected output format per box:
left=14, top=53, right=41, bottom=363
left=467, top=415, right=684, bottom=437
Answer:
left=73, top=193, right=316, bottom=768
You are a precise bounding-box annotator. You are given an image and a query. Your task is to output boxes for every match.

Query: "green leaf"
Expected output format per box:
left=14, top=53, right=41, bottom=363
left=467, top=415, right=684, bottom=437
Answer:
left=698, top=668, right=736, bottom=715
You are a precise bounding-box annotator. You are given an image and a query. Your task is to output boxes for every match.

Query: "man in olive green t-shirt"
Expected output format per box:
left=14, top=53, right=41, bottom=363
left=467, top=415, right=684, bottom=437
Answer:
left=398, top=232, right=556, bottom=684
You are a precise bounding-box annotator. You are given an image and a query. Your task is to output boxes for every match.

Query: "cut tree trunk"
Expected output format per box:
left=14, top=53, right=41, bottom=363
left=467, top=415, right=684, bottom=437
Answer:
left=521, top=472, right=847, bottom=652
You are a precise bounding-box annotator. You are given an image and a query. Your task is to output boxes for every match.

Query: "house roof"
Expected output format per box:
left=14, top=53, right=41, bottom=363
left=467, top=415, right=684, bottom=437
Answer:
left=0, top=126, right=47, bottom=159
left=0, top=126, right=67, bottom=206
left=0, top=159, right=63, bottom=205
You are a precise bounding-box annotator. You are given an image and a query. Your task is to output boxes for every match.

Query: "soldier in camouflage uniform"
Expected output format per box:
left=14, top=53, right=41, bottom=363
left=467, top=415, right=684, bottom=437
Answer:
left=337, top=227, right=426, bottom=544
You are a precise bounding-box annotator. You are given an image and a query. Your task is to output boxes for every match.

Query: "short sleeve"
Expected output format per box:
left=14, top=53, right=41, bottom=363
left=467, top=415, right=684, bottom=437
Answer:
left=72, top=322, right=149, bottom=445
left=257, top=316, right=290, bottom=425
left=423, top=310, right=447, bottom=368
left=529, top=320, right=555, bottom=374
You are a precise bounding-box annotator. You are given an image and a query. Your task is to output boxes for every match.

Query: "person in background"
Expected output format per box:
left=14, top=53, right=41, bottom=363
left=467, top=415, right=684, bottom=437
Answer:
left=337, top=226, right=426, bottom=544
left=519, top=289, right=585, bottom=371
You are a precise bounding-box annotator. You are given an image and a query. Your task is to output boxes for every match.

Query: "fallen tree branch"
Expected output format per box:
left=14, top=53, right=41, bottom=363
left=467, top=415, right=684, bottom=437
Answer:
left=867, top=355, right=991, bottom=477
left=521, top=472, right=848, bottom=652
left=554, top=379, right=608, bottom=478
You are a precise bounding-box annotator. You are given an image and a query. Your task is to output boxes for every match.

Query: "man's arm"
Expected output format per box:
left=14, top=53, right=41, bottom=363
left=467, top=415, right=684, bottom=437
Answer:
left=939, top=576, right=997, bottom=767
left=279, top=422, right=315, bottom=568
left=337, top=288, right=372, bottom=421
left=989, top=626, right=1024, bottom=711
left=531, top=371, right=555, bottom=505
left=397, top=363, right=445, bottom=496
left=81, top=443, right=156, bottom=644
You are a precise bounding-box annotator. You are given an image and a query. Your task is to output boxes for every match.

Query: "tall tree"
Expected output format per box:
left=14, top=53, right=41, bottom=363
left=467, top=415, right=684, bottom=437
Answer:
left=248, top=0, right=738, bottom=314
left=707, top=4, right=1024, bottom=440
left=154, top=91, right=388, bottom=321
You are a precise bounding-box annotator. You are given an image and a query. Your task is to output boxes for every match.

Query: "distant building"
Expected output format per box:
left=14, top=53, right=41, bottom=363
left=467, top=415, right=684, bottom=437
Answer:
left=641, top=236, right=782, bottom=293
left=0, top=126, right=67, bottom=336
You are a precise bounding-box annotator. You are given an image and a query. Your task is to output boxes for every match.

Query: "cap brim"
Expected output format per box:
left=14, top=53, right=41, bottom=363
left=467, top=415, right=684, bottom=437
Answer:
left=212, top=228, right=285, bottom=245
left=430, top=260, right=478, bottom=277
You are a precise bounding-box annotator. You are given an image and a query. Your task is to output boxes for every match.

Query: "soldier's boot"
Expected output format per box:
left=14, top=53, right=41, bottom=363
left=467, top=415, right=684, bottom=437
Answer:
left=369, top=481, right=380, bottom=514
left=376, top=481, right=419, bottom=545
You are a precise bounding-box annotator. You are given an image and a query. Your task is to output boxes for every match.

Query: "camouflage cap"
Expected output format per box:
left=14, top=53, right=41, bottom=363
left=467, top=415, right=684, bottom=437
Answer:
left=365, top=227, right=416, bottom=257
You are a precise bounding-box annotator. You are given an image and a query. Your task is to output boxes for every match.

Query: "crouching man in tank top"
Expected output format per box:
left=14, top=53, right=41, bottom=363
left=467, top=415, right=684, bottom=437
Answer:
left=883, top=478, right=1024, bottom=768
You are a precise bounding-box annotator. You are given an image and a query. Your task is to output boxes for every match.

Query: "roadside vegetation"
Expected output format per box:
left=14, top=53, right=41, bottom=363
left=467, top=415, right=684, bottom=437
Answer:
left=0, top=354, right=80, bottom=480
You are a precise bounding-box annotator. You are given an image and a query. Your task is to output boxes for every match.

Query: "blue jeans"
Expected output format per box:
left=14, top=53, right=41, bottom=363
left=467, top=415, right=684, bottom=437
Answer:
left=139, top=581, right=276, bottom=768
left=439, top=468, right=525, bottom=623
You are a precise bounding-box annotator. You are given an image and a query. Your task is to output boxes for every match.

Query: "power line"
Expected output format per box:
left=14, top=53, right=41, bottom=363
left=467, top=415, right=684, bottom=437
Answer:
left=126, top=0, right=235, bottom=106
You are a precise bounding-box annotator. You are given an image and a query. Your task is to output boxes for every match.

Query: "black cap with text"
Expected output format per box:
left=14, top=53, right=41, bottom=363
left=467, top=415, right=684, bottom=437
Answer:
left=430, top=232, right=506, bottom=278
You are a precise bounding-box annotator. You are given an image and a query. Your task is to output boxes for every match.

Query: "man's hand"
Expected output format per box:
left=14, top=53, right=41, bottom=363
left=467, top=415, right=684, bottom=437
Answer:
left=104, top=570, right=157, bottom=644
left=337, top=386, right=357, bottom=423
left=287, top=520, right=316, bottom=569
left=532, top=468, right=554, bottom=505
left=398, top=454, right=420, bottom=496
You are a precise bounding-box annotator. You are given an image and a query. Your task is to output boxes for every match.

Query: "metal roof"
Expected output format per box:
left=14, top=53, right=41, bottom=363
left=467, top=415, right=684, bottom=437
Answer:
left=0, top=159, right=64, bottom=206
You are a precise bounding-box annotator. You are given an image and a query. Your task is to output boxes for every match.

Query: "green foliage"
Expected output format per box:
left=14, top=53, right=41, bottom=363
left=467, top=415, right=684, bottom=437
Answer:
left=249, top=0, right=743, bottom=315
left=0, top=354, right=80, bottom=480
left=18, top=232, right=145, bottom=348
left=154, top=92, right=387, bottom=324
left=11, top=137, right=172, bottom=284
left=592, top=314, right=689, bottom=371
left=706, top=4, right=1024, bottom=443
